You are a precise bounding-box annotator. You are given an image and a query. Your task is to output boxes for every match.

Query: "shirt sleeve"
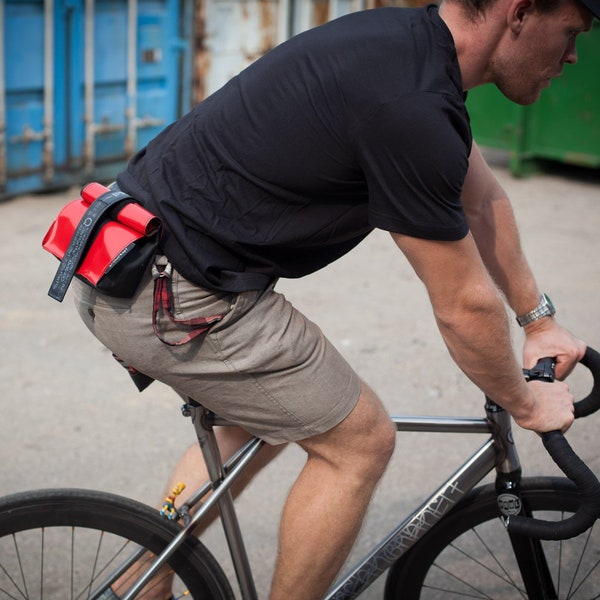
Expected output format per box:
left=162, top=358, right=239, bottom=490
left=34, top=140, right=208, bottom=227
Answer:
left=353, top=91, right=472, bottom=241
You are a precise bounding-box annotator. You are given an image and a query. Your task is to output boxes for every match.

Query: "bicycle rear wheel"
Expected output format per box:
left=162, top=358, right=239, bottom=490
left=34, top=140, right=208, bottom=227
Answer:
left=385, top=477, right=599, bottom=599
left=0, top=488, right=234, bottom=600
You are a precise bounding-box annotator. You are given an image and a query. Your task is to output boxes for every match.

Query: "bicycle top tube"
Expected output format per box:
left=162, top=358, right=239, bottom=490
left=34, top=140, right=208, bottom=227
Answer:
left=392, top=415, right=492, bottom=433
left=210, top=408, right=494, bottom=434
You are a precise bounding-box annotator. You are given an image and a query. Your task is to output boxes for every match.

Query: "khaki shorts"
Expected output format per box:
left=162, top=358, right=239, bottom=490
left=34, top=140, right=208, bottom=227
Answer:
left=73, top=260, right=360, bottom=444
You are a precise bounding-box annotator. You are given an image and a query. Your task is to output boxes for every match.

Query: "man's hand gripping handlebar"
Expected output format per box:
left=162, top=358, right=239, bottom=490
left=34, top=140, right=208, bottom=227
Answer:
left=508, top=347, right=600, bottom=540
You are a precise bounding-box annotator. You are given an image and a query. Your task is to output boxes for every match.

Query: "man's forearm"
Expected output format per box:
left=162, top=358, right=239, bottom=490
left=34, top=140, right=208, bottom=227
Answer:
left=433, top=285, right=534, bottom=417
left=461, top=145, right=541, bottom=318
left=468, top=194, right=541, bottom=317
left=392, top=230, right=576, bottom=432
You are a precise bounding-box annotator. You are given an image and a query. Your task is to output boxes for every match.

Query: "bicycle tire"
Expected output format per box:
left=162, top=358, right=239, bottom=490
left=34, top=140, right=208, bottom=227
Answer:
left=0, top=488, right=234, bottom=600
left=385, top=477, right=599, bottom=599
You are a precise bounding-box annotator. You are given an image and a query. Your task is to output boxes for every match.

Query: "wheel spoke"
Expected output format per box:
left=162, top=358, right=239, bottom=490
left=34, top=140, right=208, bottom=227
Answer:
left=444, top=544, right=512, bottom=592
left=39, top=529, right=44, bottom=600
left=0, top=534, right=28, bottom=599
left=434, top=527, right=527, bottom=597
left=74, top=538, right=142, bottom=600
left=471, top=525, right=527, bottom=597
left=71, top=528, right=75, bottom=600
left=428, top=563, right=495, bottom=598
left=421, top=583, right=490, bottom=598
left=564, top=524, right=599, bottom=599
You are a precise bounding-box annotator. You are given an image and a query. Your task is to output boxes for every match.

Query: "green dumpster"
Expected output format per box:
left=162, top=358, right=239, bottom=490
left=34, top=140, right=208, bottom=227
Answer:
left=466, top=22, right=600, bottom=176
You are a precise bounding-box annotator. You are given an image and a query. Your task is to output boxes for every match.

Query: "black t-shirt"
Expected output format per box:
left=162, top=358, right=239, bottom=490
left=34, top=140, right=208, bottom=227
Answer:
left=118, top=4, right=472, bottom=292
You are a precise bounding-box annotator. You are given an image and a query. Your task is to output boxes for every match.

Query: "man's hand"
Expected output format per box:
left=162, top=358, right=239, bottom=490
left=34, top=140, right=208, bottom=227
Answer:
left=523, top=317, right=586, bottom=380
left=512, top=380, right=575, bottom=434
left=516, top=318, right=584, bottom=434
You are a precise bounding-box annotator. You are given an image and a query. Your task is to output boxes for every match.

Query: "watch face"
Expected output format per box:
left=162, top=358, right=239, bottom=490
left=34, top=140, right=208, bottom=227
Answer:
left=542, top=294, right=556, bottom=315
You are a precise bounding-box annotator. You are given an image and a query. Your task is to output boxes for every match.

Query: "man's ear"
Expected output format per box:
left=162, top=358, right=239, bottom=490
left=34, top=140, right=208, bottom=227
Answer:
left=507, top=0, right=535, bottom=33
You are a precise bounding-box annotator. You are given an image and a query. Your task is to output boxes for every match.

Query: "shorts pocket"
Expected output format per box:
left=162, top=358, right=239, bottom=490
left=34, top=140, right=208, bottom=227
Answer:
left=170, top=268, right=235, bottom=320
left=153, top=262, right=235, bottom=346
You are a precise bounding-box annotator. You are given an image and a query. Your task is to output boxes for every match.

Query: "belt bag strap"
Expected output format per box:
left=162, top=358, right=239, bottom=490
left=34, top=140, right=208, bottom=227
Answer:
left=48, top=188, right=134, bottom=302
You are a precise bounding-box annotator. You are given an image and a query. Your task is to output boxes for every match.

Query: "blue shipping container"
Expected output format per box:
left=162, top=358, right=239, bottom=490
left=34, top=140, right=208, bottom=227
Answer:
left=1, top=0, right=195, bottom=200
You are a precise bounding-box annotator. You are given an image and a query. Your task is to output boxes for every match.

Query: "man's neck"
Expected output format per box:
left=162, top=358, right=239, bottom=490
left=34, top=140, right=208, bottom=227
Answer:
left=438, top=0, right=509, bottom=90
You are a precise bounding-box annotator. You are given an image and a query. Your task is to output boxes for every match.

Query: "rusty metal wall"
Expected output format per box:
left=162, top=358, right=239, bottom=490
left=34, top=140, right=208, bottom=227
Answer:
left=195, top=0, right=282, bottom=101
left=193, top=0, right=431, bottom=102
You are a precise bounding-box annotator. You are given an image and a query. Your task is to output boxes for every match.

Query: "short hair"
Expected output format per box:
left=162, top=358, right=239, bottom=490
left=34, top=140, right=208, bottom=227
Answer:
left=450, top=0, right=564, bottom=20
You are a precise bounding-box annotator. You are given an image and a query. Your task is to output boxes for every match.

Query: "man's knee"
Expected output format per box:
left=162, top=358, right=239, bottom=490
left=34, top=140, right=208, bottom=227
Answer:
left=353, top=382, right=395, bottom=457
left=300, top=382, right=395, bottom=481
left=360, top=399, right=396, bottom=479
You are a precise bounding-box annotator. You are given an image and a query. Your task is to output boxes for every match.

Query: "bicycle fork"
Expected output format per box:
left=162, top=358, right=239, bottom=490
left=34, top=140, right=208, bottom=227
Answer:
left=487, top=399, right=558, bottom=599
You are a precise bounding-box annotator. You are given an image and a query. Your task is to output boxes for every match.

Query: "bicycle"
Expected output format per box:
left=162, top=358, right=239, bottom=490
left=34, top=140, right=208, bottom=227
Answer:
left=1, top=349, right=600, bottom=600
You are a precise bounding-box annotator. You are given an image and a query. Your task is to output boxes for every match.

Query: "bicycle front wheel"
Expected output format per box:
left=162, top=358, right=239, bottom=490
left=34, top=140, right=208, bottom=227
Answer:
left=0, top=488, right=234, bottom=600
left=385, top=477, right=599, bottom=599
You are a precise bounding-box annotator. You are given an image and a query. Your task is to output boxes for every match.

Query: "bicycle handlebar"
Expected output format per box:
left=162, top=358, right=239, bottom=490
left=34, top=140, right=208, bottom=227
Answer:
left=574, top=346, right=600, bottom=417
left=507, top=346, right=600, bottom=540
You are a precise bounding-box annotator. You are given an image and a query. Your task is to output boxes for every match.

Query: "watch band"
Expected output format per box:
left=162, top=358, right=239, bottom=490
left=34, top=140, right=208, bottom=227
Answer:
left=516, top=293, right=556, bottom=327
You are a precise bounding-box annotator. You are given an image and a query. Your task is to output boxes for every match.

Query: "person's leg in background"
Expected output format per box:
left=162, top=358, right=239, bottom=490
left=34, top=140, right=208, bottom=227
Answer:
left=107, top=427, right=284, bottom=600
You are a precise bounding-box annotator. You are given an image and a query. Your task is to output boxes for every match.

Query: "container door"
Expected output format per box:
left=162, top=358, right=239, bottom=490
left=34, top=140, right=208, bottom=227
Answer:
left=2, top=0, right=57, bottom=197
left=1, top=0, right=193, bottom=200
left=73, top=0, right=194, bottom=182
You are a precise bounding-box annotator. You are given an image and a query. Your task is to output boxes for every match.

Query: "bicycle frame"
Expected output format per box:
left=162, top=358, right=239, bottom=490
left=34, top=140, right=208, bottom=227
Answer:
left=106, top=398, right=519, bottom=600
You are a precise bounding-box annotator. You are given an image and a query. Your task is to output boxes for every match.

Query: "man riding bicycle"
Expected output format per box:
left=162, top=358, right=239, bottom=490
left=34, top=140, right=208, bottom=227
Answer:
left=74, top=0, right=598, bottom=597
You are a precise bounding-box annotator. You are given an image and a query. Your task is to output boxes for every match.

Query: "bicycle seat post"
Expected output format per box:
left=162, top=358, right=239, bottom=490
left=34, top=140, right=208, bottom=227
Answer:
left=183, top=398, right=259, bottom=600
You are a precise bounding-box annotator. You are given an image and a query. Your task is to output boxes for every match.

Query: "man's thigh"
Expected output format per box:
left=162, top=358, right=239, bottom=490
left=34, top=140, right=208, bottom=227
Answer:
left=73, top=265, right=361, bottom=444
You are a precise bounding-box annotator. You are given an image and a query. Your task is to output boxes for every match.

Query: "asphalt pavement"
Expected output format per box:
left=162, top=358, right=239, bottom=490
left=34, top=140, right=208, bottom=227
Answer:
left=1, top=152, right=599, bottom=598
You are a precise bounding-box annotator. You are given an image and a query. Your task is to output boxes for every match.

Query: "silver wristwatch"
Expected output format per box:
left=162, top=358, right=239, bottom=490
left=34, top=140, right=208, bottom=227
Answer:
left=516, top=293, right=556, bottom=327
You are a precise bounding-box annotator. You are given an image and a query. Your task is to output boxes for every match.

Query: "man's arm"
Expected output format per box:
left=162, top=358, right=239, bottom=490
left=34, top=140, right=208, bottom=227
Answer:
left=391, top=230, right=575, bottom=433
left=461, top=143, right=585, bottom=379
left=460, top=143, right=539, bottom=314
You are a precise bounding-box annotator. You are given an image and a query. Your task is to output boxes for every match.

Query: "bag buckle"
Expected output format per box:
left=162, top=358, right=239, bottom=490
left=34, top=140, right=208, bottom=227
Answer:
left=151, top=258, right=224, bottom=347
left=152, top=256, right=172, bottom=280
